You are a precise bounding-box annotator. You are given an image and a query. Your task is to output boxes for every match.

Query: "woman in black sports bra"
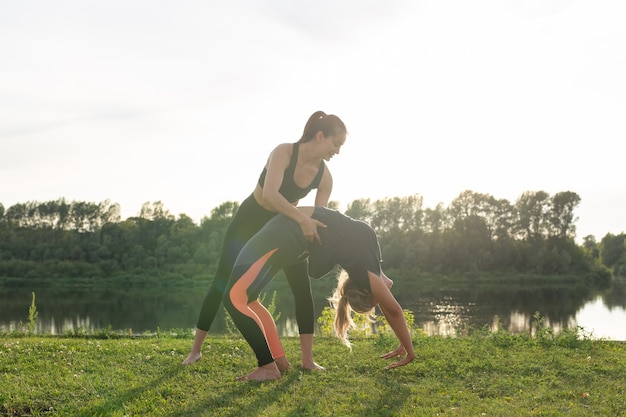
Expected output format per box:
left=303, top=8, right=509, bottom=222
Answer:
left=182, top=111, right=347, bottom=371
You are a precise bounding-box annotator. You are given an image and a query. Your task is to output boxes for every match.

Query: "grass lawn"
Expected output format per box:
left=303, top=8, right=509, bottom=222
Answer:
left=2, top=329, right=625, bottom=416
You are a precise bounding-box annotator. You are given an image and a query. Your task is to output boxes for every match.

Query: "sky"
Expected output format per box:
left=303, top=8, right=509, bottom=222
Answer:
left=1, top=0, right=625, bottom=243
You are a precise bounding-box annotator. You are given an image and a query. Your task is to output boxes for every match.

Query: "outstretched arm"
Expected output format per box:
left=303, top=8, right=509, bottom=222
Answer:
left=369, top=271, right=415, bottom=369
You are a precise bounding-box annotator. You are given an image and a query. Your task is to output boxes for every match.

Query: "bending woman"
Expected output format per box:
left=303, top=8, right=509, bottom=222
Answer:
left=224, top=207, right=415, bottom=381
left=182, top=111, right=347, bottom=370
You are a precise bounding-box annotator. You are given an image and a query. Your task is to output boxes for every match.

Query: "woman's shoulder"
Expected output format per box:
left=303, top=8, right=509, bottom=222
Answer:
left=265, top=143, right=295, bottom=165
left=270, top=142, right=295, bottom=154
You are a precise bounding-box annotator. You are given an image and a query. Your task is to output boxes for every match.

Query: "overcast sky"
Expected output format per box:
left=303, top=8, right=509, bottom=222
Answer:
left=1, top=0, right=625, bottom=242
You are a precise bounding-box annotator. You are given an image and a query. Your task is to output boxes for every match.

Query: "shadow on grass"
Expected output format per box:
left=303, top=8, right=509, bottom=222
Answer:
left=73, top=363, right=184, bottom=417
left=166, top=369, right=304, bottom=417
left=167, top=367, right=412, bottom=417
left=71, top=356, right=412, bottom=416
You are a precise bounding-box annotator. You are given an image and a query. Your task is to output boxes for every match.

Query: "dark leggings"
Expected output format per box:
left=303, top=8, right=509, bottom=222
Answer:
left=223, top=214, right=310, bottom=366
left=195, top=194, right=314, bottom=334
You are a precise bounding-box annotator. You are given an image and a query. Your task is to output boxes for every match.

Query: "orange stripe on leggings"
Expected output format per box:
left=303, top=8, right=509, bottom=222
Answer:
left=229, top=248, right=284, bottom=358
left=248, top=300, right=283, bottom=359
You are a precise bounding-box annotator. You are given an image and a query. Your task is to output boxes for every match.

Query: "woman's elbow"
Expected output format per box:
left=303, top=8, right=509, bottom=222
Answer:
left=262, top=190, right=281, bottom=207
left=385, top=304, right=404, bottom=320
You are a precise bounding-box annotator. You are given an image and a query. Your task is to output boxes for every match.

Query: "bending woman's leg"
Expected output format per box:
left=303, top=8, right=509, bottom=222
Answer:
left=248, top=301, right=285, bottom=360
left=182, top=196, right=275, bottom=365
left=224, top=251, right=284, bottom=381
left=223, top=214, right=309, bottom=380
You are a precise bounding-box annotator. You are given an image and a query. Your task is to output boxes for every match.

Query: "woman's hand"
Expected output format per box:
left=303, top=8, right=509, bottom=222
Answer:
left=299, top=217, right=326, bottom=244
left=369, top=271, right=415, bottom=371
left=380, top=344, right=405, bottom=360
left=381, top=345, right=414, bottom=369
left=384, top=354, right=415, bottom=370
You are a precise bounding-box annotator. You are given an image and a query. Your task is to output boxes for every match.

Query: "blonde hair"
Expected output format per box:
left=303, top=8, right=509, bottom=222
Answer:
left=328, top=269, right=376, bottom=349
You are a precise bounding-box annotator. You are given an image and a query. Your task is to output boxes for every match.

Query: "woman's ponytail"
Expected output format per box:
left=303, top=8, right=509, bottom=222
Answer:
left=297, top=111, right=347, bottom=143
left=328, top=270, right=375, bottom=349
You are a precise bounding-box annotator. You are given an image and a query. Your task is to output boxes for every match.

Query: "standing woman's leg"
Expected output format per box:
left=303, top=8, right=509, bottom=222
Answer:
left=182, top=226, right=244, bottom=365
left=283, top=261, right=324, bottom=370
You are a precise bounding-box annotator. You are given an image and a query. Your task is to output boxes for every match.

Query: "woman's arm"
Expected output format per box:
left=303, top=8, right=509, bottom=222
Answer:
left=368, top=271, right=415, bottom=369
left=314, top=168, right=333, bottom=207
left=258, top=144, right=326, bottom=243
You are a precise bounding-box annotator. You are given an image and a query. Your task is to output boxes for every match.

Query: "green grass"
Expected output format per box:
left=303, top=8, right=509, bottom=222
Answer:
left=2, top=330, right=625, bottom=416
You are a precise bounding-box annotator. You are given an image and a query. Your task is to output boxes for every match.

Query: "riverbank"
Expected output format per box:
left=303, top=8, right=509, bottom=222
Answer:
left=2, top=331, right=625, bottom=416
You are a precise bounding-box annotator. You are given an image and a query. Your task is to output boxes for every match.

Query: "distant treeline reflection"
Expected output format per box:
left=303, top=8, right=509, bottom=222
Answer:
left=3, top=275, right=626, bottom=337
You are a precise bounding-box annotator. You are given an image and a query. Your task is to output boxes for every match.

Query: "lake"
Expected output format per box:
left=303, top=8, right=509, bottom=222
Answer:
left=1, top=276, right=625, bottom=341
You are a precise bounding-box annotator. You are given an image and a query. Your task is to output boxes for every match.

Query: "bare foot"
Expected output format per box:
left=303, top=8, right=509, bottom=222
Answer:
left=181, top=351, right=202, bottom=366
left=274, top=356, right=291, bottom=372
left=301, top=361, right=325, bottom=371
left=236, top=363, right=281, bottom=382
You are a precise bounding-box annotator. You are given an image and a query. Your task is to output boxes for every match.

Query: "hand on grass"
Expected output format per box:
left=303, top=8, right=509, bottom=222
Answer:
left=384, top=354, right=414, bottom=370
left=380, top=345, right=406, bottom=360
left=380, top=345, right=414, bottom=370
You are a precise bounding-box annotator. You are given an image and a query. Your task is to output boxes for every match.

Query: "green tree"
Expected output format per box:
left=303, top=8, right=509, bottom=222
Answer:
left=515, top=191, right=550, bottom=240
left=422, top=203, right=446, bottom=235
left=201, top=201, right=239, bottom=267
left=370, top=194, right=423, bottom=235
left=445, top=191, right=497, bottom=272
left=344, top=198, right=373, bottom=222
left=600, top=233, right=626, bottom=273
left=547, top=191, right=581, bottom=239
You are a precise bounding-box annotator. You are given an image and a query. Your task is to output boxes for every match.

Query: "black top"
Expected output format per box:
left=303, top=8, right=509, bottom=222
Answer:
left=308, top=207, right=382, bottom=292
left=257, top=143, right=326, bottom=203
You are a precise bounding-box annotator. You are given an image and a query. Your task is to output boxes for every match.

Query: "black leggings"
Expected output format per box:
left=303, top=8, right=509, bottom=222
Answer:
left=195, top=194, right=314, bottom=334
left=223, top=214, right=311, bottom=366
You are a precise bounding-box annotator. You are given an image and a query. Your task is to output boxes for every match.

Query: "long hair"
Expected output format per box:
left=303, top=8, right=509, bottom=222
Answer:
left=328, top=269, right=376, bottom=349
left=297, top=111, right=347, bottom=143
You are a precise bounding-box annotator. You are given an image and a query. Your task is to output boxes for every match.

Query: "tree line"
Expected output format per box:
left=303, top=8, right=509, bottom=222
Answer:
left=0, top=190, right=623, bottom=285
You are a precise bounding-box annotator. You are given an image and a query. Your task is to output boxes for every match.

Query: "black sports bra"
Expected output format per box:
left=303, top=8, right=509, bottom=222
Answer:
left=257, top=143, right=326, bottom=203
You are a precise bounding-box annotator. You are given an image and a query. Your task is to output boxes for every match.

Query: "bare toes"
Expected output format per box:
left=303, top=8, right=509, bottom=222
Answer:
left=181, top=352, right=202, bottom=366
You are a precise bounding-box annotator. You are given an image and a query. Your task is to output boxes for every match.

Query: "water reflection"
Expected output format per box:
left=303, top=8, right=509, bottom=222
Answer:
left=0, top=287, right=210, bottom=335
left=575, top=296, right=626, bottom=340
left=420, top=298, right=472, bottom=337
left=1, top=277, right=625, bottom=340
